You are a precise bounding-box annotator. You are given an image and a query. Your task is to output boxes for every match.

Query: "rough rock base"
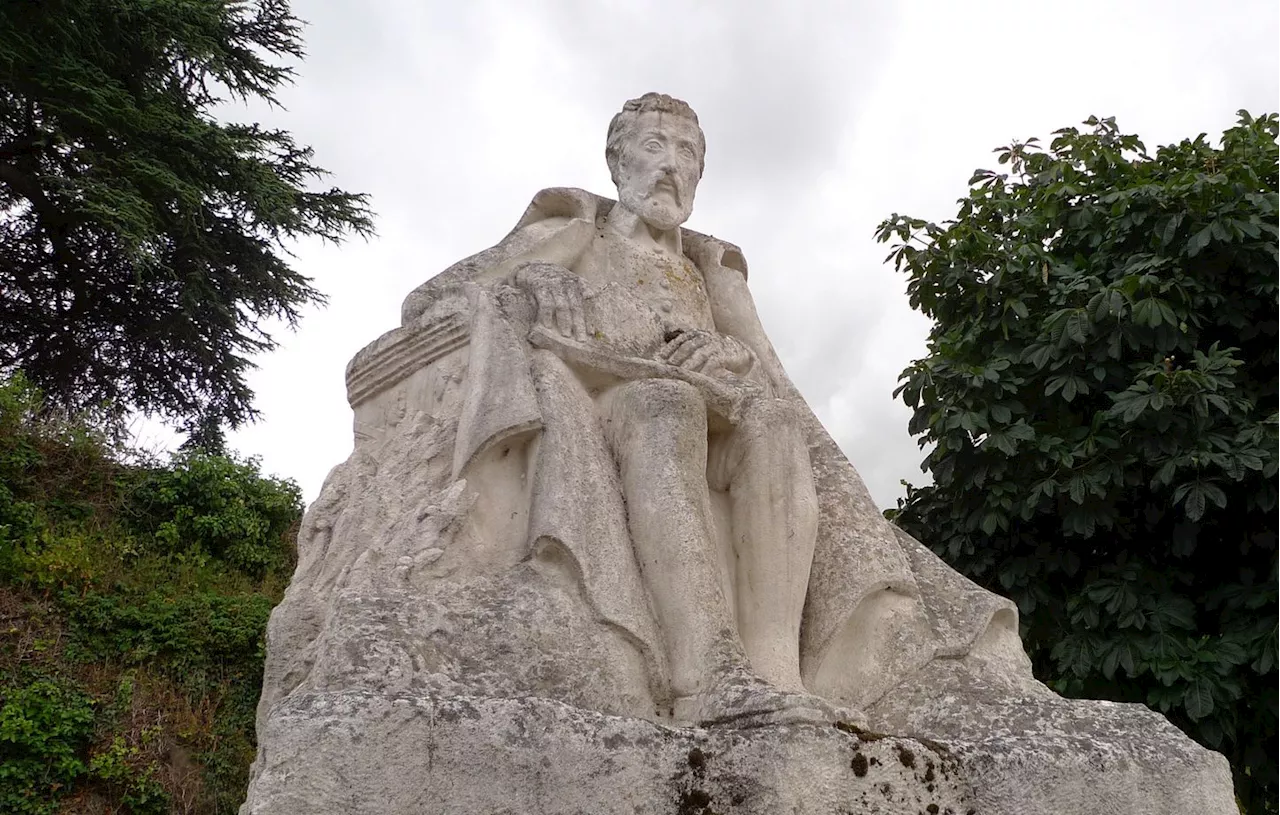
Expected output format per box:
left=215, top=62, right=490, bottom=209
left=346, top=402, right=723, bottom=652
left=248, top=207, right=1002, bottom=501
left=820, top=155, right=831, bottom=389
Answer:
left=241, top=692, right=973, bottom=815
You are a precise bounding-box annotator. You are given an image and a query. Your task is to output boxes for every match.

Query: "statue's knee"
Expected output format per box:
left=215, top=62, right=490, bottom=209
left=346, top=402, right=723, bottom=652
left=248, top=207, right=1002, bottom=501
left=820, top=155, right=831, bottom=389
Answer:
left=725, top=398, right=813, bottom=480
left=611, top=378, right=704, bottom=424
left=741, top=397, right=804, bottom=436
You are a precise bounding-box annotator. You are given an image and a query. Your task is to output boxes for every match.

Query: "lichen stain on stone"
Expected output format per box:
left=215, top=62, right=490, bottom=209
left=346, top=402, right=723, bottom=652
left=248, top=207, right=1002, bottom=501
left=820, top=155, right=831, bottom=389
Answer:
left=917, top=736, right=952, bottom=757
left=836, top=720, right=895, bottom=748
left=670, top=743, right=719, bottom=815
left=896, top=745, right=916, bottom=769
left=601, top=732, right=626, bottom=750
left=677, top=788, right=715, bottom=815
left=850, top=752, right=869, bottom=777
left=686, top=746, right=707, bottom=774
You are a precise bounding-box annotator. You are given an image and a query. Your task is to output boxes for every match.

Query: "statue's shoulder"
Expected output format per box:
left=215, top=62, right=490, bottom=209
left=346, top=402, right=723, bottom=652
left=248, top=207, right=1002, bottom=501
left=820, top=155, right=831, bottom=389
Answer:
left=480, top=187, right=615, bottom=261
left=681, top=229, right=749, bottom=282
left=519, top=189, right=751, bottom=283
left=513, top=187, right=609, bottom=230
left=401, top=188, right=754, bottom=325
left=400, top=188, right=605, bottom=325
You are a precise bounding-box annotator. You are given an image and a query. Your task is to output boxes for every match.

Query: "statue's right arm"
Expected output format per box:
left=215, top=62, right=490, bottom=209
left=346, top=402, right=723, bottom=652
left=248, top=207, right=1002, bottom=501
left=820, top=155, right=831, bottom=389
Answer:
left=478, top=216, right=595, bottom=342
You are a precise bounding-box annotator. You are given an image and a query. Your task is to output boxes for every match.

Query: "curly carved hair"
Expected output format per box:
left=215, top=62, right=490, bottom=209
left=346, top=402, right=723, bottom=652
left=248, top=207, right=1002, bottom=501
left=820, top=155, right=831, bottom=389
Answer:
left=605, top=92, right=706, bottom=184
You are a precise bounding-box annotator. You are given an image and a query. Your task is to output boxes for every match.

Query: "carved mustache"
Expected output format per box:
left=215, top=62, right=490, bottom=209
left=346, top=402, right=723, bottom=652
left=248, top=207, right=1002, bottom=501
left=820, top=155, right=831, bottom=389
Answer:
left=648, top=175, right=682, bottom=204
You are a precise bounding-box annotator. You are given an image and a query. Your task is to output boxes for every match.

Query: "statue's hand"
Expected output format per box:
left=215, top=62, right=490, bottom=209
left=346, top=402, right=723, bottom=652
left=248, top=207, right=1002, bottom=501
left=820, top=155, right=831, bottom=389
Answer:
left=513, top=261, right=587, bottom=341
left=657, top=329, right=756, bottom=377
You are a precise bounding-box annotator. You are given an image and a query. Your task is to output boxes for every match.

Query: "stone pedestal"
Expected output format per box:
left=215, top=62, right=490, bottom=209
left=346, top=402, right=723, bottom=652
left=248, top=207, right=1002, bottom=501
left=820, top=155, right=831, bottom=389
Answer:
left=243, top=692, right=971, bottom=815
left=242, top=690, right=1235, bottom=815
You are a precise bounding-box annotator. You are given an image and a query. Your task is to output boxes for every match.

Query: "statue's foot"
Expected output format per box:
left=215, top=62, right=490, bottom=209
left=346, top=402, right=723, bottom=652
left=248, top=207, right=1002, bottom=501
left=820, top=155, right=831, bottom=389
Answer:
left=673, top=668, right=866, bottom=730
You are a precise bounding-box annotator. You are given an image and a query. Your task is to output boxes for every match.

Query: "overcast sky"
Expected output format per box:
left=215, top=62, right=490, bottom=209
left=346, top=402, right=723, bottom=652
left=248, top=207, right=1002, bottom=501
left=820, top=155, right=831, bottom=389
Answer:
left=179, top=0, right=1278, bottom=510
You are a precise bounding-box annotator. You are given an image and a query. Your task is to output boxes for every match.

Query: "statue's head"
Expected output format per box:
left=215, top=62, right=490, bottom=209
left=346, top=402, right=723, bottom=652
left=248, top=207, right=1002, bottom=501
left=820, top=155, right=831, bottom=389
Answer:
left=606, top=93, right=705, bottom=231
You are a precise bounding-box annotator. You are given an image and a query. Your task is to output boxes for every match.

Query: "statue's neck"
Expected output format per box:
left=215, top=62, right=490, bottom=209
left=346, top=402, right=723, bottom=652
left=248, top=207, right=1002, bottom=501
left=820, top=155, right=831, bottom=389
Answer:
left=605, top=205, right=683, bottom=259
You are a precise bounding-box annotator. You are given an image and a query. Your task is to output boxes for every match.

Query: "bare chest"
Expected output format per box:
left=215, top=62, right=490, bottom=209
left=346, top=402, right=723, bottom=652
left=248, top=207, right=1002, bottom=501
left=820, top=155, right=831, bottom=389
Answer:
left=572, top=230, right=716, bottom=335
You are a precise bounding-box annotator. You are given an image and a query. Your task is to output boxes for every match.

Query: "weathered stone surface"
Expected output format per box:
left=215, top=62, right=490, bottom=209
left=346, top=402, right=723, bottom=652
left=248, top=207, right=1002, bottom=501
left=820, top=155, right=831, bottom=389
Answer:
left=243, top=692, right=973, bottom=815
left=241, top=93, right=1239, bottom=813
left=243, top=686, right=1233, bottom=814
left=871, top=657, right=1236, bottom=815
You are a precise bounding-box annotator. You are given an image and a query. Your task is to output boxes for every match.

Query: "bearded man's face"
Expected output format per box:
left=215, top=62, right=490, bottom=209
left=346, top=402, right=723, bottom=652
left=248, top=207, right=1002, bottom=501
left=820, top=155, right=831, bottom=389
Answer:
left=615, top=111, right=702, bottom=231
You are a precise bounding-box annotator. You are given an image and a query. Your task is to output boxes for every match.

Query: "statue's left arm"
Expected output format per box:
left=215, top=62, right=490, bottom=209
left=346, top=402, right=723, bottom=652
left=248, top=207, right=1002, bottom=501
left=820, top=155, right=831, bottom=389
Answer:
left=694, top=240, right=792, bottom=396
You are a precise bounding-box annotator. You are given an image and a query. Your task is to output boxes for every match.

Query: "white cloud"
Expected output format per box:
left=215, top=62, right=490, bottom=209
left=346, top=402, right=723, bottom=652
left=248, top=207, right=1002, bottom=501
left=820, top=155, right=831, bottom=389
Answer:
left=203, top=0, right=1278, bottom=512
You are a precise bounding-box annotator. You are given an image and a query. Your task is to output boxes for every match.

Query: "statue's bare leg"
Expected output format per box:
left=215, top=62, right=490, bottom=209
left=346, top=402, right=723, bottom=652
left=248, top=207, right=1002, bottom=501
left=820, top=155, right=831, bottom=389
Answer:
left=603, top=379, right=855, bottom=727
left=718, top=398, right=819, bottom=691
left=602, top=378, right=739, bottom=700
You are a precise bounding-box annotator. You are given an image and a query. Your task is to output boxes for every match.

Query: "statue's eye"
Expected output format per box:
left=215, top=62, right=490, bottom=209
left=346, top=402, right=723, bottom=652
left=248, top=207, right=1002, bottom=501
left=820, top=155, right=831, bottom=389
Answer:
left=644, top=139, right=663, bottom=152
left=679, top=145, right=696, bottom=160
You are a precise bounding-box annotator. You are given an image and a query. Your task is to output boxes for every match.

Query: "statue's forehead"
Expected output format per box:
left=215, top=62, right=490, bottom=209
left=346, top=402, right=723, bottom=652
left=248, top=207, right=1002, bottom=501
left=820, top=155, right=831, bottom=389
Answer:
left=630, top=110, right=702, bottom=141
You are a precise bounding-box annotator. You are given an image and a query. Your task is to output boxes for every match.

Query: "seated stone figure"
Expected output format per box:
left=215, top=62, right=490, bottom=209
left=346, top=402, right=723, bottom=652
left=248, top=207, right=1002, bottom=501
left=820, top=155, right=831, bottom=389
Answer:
left=240, top=94, right=1237, bottom=815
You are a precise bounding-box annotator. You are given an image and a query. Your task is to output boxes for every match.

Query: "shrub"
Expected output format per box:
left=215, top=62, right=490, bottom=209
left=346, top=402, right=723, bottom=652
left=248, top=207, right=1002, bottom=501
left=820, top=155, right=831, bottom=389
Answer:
left=0, top=373, right=303, bottom=812
left=65, top=589, right=276, bottom=681
left=0, top=678, right=96, bottom=815
left=125, top=452, right=303, bottom=577
left=0, top=375, right=44, bottom=554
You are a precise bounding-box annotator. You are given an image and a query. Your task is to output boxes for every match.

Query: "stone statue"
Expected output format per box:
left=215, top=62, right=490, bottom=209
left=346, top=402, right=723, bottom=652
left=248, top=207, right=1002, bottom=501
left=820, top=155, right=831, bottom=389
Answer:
left=241, top=94, right=1238, bottom=815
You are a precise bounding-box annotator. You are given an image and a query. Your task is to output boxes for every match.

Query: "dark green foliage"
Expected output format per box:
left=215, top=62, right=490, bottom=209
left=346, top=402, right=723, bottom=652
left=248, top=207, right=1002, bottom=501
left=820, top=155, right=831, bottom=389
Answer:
left=197, top=676, right=267, bottom=814
left=66, top=590, right=276, bottom=676
left=0, top=375, right=301, bottom=812
left=0, top=678, right=96, bottom=814
left=88, top=732, right=172, bottom=815
left=878, top=112, right=1277, bottom=813
left=0, top=674, right=176, bottom=815
left=126, top=452, right=303, bottom=576
left=0, top=0, right=373, bottom=437
left=0, top=374, right=43, bottom=551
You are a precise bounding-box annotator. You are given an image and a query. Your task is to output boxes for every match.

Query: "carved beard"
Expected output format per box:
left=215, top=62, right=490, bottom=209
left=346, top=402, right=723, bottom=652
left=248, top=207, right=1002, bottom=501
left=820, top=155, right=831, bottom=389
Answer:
left=618, top=176, right=694, bottom=231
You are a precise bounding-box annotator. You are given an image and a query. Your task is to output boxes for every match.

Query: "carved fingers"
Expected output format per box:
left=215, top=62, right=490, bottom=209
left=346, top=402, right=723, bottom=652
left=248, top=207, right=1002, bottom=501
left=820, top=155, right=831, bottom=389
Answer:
left=681, top=339, right=720, bottom=373
left=658, top=330, right=755, bottom=376
left=716, top=336, right=755, bottom=375
left=657, top=329, right=707, bottom=366
left=514, top=261, right=587, bottom=341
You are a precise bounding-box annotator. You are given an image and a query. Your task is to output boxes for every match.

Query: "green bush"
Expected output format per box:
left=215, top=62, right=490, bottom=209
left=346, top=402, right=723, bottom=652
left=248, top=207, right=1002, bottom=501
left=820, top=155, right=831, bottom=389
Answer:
left=0, top=373, right=303, bottom=812
left=125, top=452, right=303, bottom=577
left=89, top=734, right=171, bottom=815
left=65, top=589, right=276, bottom=680
left=0, top=375, right=44, bottom=553
left=198, top=678, right=268, bottom=814
left=0, top=678, right=96, bottom=815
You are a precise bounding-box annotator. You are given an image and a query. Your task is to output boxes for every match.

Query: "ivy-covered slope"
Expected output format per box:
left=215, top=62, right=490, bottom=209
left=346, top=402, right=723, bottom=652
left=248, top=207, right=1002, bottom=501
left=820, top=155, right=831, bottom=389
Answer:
left=0, top=375, right=302, bottom=814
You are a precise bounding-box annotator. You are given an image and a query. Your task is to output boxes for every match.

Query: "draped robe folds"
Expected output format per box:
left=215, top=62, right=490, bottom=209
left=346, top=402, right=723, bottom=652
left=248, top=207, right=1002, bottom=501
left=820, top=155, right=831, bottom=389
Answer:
left=375, top=187, right=1033, bottom=713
